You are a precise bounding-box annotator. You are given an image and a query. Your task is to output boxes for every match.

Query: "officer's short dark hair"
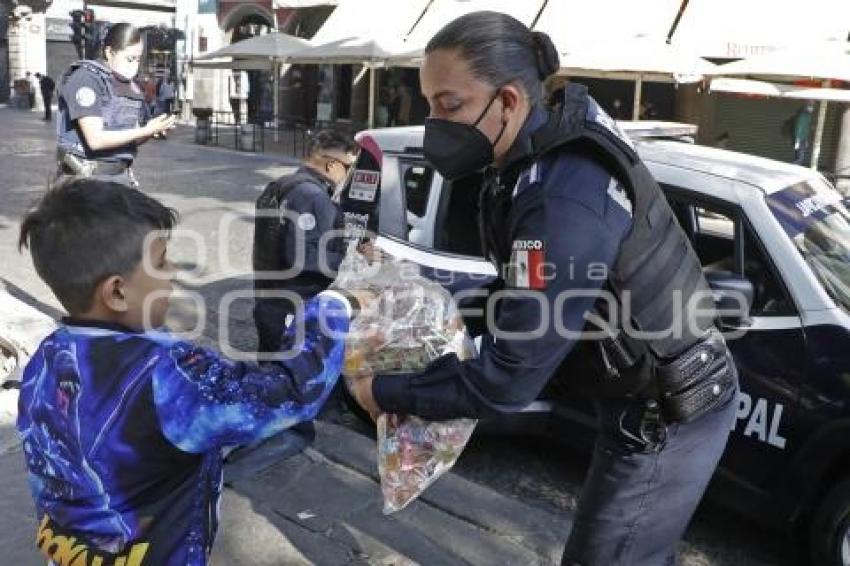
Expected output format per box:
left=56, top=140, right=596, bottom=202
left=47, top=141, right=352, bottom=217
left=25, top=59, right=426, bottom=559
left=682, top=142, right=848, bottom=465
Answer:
left=307, top=129, right=355, bottom=158
left=102, top=23, right=142, bottom=58
left=18, top=179, right=177, bottom=315
left=426, top=11, right=560, bottom=103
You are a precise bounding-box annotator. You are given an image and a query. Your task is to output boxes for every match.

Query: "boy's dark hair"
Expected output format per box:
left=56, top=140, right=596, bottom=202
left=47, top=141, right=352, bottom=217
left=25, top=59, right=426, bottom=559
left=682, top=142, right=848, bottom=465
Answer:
left=18, top=179, right=178, bottom=315
left=307, top=129, right=355, bottom=157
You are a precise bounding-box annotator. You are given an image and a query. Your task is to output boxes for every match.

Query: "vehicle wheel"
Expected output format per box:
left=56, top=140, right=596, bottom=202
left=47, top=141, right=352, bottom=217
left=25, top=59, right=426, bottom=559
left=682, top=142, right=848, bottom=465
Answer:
left=810, top=478, right=850, bottom=566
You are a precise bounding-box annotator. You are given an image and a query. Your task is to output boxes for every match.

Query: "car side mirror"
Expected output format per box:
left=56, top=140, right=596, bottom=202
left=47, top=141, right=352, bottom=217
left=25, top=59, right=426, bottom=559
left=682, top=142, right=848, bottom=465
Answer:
left=704, top=270, right=754, bottom=328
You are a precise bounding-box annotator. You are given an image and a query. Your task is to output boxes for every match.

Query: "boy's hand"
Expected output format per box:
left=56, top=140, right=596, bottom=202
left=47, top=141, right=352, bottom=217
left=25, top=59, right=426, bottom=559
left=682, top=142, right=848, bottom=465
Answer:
left=348, top=288, right=376, bottom=313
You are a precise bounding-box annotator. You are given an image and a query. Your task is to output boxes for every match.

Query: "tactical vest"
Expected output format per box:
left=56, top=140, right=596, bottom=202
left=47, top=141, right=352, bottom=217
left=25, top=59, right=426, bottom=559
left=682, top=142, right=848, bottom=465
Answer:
left=481, top=84, right=716, bottom=377
left=57, top=60, right=143, bottom=163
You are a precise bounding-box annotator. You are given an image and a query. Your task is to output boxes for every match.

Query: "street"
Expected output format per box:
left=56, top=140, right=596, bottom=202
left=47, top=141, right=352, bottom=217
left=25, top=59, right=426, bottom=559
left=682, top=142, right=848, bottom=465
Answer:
left=0, top=105, right=795, bottom=565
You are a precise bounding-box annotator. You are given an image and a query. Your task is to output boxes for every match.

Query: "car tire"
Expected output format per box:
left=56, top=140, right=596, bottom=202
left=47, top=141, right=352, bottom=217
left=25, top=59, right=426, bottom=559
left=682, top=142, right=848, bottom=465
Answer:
left=810, top=478, right=850, bottom=566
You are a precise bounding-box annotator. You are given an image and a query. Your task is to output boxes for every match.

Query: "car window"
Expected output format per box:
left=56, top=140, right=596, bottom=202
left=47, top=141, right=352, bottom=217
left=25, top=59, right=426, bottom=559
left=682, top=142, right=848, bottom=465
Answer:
left=665, top=190, right=796, bottom=317
left=433, top=173, right=485, bottom=257
left=400, top=161, right=434, bottom=218
left=766, top=180, right=850, bottom=315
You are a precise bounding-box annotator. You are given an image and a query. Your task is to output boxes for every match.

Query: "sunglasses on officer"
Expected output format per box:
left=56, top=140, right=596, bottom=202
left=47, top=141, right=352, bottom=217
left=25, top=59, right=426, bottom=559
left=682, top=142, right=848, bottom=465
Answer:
left=321, top=154, right=355, bottom=173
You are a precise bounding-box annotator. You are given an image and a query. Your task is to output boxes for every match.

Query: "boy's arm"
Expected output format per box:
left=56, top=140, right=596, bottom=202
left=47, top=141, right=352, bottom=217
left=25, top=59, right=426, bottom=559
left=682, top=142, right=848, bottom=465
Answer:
left=151, top=292, right=351, bottom=454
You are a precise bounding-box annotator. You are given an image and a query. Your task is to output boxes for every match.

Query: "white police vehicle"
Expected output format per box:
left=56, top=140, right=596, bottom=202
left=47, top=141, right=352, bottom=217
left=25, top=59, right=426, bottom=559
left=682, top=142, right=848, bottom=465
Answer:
left=340, top=122, right=850, bottom=565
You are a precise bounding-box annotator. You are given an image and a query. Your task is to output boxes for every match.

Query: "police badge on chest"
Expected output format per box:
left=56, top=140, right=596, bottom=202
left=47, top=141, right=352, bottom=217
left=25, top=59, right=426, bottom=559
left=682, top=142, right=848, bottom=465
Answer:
left=505, top=239, right=549, bottom=290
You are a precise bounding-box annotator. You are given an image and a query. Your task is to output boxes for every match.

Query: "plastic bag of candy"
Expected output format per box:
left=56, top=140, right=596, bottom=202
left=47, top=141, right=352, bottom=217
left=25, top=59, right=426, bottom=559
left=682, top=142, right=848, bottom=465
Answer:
left=337, top=246, right=477, bottom=513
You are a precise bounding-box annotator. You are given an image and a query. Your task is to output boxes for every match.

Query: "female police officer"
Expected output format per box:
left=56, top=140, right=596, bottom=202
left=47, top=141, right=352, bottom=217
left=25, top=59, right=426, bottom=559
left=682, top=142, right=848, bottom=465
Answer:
left=349, top=11, right=739, bottom=565
left=56, top=23, right=174, bottom=187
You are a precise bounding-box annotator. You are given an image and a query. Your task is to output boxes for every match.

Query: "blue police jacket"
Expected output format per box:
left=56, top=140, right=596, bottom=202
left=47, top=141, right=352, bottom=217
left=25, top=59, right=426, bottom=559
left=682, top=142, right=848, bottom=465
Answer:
left=373, top=104, right=636, bottom=420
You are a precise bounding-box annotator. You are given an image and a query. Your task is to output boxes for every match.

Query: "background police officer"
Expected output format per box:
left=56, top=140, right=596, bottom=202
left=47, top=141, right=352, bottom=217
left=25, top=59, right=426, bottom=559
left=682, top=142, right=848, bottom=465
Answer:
left=56, top=23, right=174, bottom=187
left=253, top=130, right=356, bottom=356
left=349, top=12, right=739, bottom=565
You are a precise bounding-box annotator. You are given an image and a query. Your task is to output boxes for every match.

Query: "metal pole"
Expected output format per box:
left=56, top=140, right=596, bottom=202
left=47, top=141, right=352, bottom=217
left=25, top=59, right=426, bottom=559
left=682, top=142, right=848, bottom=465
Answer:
left=810, top=82, right=829, bottom=170
left=368, top=65, right=376, bottom=129
left=632, top=75, right=643, bottom=120
left=273, top=60, right=280, bottom=143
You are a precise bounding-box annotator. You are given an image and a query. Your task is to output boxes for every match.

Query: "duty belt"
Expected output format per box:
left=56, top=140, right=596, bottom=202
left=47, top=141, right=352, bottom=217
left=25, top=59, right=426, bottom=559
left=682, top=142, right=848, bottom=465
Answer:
left=593, top=320, right=737, bottom=423
left=58, top=150, right=131, bottom=177
left=60, top=159, right=129, bottom=176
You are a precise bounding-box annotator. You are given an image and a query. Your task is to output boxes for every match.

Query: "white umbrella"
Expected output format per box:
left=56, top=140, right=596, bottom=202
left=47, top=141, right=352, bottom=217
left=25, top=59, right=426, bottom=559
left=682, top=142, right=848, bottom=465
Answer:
left=195, top=33, right=311, bottom=143
left=287, top=37, right=419, bottom=128
left=285, top=37, right=405, bottom=65
left=195, top=32, right=311, bottom=61
left=709, top=42, right=850, bottom=169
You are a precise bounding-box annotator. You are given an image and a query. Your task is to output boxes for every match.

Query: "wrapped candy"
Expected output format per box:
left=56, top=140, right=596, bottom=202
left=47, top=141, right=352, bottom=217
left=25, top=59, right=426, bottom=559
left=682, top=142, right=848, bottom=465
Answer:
left=336, top=245, right=477, bottom=513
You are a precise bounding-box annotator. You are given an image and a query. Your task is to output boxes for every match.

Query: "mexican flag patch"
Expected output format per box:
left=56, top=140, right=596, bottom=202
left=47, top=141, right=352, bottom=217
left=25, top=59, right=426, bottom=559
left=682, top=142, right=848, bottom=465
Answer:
left=508, top=239, right=547, bottom=290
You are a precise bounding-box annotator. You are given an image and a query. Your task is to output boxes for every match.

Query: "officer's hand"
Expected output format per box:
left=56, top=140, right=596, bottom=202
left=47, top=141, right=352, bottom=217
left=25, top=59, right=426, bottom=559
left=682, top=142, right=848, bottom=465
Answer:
left=145, top=114, right=176, bottom=136
left=348, top=374, right=380, bottom=422
left=357, top=241, right=385, bottom=263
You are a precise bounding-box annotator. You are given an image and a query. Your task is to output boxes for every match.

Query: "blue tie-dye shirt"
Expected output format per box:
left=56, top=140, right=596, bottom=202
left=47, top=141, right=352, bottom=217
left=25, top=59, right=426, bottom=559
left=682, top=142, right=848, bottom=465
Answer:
left=17, top=292, right=349, bottom=566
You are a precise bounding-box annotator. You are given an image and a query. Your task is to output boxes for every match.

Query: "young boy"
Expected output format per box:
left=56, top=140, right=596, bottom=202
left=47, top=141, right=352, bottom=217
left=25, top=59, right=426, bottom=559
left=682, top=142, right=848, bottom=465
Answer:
left=16, top=179, right=354, bottom=565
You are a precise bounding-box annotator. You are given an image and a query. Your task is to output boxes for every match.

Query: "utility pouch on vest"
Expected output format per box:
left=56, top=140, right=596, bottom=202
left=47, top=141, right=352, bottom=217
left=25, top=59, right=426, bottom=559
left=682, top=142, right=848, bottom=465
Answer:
left=655, top=330, right=736, bottom=423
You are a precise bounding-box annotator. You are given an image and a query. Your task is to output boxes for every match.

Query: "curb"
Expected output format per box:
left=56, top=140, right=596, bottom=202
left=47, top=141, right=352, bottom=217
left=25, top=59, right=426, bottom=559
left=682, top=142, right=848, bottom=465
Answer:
left=311, top=421, right=570, bottom=564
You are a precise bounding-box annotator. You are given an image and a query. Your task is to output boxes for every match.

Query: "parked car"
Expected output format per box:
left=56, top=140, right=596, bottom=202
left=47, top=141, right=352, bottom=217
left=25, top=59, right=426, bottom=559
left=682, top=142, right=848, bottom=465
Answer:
left=339, top=122, right=850, bottom=565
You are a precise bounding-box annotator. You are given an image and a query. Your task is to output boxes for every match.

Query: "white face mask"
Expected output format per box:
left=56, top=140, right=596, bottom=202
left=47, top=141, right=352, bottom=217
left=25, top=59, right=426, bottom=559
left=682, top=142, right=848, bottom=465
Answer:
left=112, top=60, right=140, bottom=80
left=108, top=47, right=141, bottom=80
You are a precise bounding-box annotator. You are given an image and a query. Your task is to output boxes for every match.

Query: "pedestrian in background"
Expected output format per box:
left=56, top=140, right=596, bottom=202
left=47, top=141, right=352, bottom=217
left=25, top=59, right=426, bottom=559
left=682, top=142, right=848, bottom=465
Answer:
left=25, top=72, right=36, bottom=108
left=791, top=102, right=815, bottom=165
left=35, top=72, right=55, bottom=121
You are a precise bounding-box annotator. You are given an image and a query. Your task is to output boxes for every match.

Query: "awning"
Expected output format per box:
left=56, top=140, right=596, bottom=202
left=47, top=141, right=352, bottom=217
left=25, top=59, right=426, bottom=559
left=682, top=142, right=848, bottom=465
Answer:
left=669, top=0, right=850, bottom=58
left=710, top=78, right=850, bottom=103
left=309, top=0, right=431, bottom=46
left=195, top=32, right=311, bottom=61
left=533, top=0, right=683, bottom=54
left=707, top=42, right=850, bottom=83
left=557, top=39, right=716, bottom=83
left=402, top=0, right=545, bottom=51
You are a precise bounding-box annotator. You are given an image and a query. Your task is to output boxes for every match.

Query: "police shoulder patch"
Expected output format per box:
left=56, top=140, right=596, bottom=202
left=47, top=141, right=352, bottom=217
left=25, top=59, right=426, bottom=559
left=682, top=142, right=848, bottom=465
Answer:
left=297, top=213, right=317, bottom=231
left=75, top=86, right=96, bottom=108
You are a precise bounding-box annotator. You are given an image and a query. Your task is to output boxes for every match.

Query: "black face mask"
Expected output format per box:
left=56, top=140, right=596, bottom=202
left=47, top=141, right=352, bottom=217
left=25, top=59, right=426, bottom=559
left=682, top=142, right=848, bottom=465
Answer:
left=423, top=89, right=507, bottom=181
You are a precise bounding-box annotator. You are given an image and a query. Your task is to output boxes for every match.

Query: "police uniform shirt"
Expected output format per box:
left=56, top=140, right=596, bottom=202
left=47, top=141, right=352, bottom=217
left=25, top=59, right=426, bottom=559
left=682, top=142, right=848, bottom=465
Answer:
left=62, top=66, right=110, bottom=123
left=373, top=106, right=635, bottom=420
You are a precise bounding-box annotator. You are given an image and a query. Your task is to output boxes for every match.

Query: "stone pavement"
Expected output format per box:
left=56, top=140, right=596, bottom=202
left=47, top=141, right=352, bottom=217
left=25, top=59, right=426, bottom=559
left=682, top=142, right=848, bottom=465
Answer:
left=0, top=105, right=571, bottom=565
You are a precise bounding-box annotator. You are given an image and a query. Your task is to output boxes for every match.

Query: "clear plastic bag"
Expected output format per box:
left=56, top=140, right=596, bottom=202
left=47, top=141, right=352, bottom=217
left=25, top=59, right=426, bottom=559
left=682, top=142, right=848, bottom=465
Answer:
left=337, top=246, right=477, bottom=513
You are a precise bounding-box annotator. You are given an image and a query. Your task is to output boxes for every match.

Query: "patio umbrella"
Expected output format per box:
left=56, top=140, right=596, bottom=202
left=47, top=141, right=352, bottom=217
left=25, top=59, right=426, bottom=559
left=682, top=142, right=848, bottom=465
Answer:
left=287, top=37, right=419, bottom=128
left=195, top=32, right=311, bottom=61
left=195, top=33, right=313, bottom=142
